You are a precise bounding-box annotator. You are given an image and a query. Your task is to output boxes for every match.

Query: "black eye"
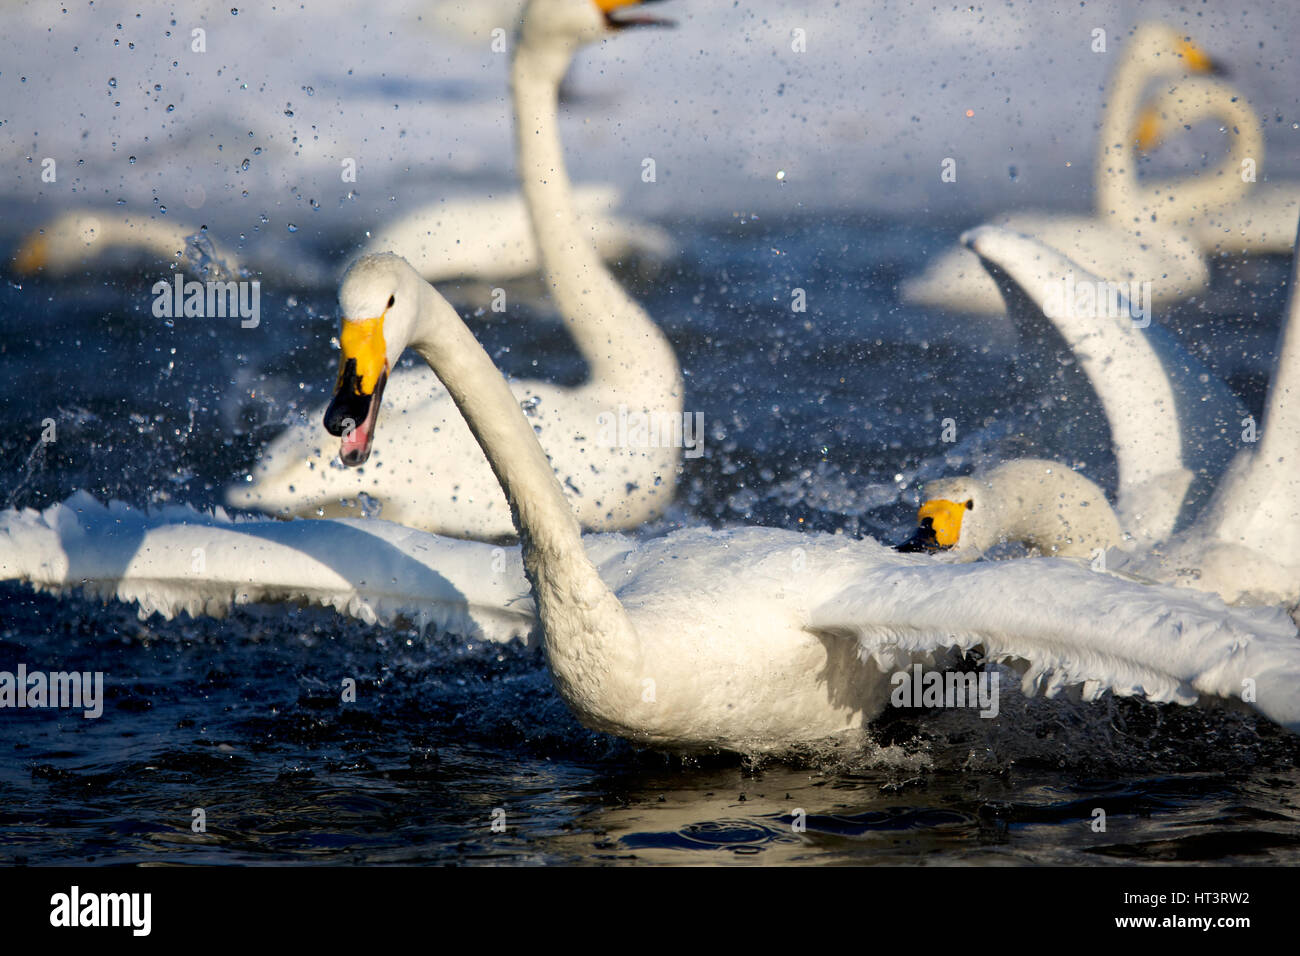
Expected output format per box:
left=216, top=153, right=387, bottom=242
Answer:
left=386, top=295, right=395, bottom=309
left=965, top=499, right=974, bottom=511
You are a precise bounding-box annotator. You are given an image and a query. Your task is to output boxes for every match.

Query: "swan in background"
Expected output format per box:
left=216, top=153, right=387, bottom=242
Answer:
left=902, top=23, right=1254, bottom=315
left=1136, top=77, right=1300, bottom=256
left=361, top=185, right=672, bottom=283
left=227, top=0, right=684, bottom=539
left=898, top=459, right=1124, bottom=560
left=932, top=225, right=1248, bottom=546
left=901, top=220, right=1300, bottom=608
left=13, top=211, right=241, bottom=280
left=11, top=209, right=330, bottom=286
left=7, top=249, right=1300, bottom=752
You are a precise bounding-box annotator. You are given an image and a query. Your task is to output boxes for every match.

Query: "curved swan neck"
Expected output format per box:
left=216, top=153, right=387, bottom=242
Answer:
left=408, top=280, right=644, bottom=704
left=1097, top=60, right=1257, bottom=223
left=510, top=37, right=680, bottom=395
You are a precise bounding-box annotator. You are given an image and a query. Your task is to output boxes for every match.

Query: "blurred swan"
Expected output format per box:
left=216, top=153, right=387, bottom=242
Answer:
left=902, top=221, right=1300, bottom=607
left=13, top=211, right=240, bottom=279
left=361, top=186, right=671, bottom=284
left=11, top=209, right=330, bottom=286
left=902, top=23, right=1256, bottom=315
left=7, top=249, right=1300, bottom=753
left=227, top=0, right=684, bottom=539
left=1136, top=77, right=1300, bottom=256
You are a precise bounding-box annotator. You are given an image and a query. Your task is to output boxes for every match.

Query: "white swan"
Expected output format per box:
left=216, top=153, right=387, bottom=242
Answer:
left=1136, top=77, right=1300, bottom=256
left=947, top=224, right=1247, bottom=545
left=7, top=249, right=1300, bottom=752
left=903, top=221, right=1300, bottom=608
left=13, top=211, right=241, bottom=279
left=899, top=459, right=1124, bottom=560
left=901, top=23, right=1256, bottom=315
left=360, top=185, right=671, bottom=283
left=11, top=209, right=329, bottom=286
left=227, top=0, right=684, bottom=539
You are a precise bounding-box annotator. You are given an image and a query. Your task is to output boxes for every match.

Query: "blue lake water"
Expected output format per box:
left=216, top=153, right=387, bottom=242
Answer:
left=2, top=215, right=1298, bottom=865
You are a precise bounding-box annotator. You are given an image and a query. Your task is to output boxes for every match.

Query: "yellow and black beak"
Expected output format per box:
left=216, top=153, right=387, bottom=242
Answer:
left=323, top=315, right=389, bottom=467
left=895, top=498, right=970, bottom=553
left=598, top=0, right=675, bottom=31
left=1178, top=37, right=1227, bottom=76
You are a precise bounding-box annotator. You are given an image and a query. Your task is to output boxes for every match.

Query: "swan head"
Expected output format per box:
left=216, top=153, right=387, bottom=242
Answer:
left=896, top=461, right=1124, bottom=560
left=896, top=482, right=979, bottom=556
left=522, top=0, right=673, bottom=48
left=324, top=253, right=426, bottom=466
left=1125, top=22, right=1224, bottom=75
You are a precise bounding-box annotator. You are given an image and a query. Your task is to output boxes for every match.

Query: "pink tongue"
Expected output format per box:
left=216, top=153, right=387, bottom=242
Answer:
left=339, top=395, right=380, bottom=463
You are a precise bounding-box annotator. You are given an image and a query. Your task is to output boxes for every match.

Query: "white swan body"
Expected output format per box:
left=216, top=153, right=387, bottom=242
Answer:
left=902, top=24, right=1256, bottom=315
left=1136, top=77, right=1299, bottom=256
left=961, top=224, right=1247, bottom=545
left=360, top=186, right=671, bottom=283
left=12, top=209, right=329, bottom=286
left=228, top=0, right=683, bottom=538
left=1114, top=214, right=1300, bottom=605
left=6, top=486, right=1300, bottom=750
left=302, top=229, right=1300, bottom=751
left=910, top=221, right=1300, bottom=608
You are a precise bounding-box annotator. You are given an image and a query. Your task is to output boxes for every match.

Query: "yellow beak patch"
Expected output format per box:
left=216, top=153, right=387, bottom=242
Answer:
left=595, top=0, right=644, bottom=11
left=918, top=498, right=969, bottom=548
left=1178, top=39, right=1214, bottom=73
left=14, top=235, right=49, bottom=274
left=338, top=316, right=388, bottom=395
left=1134, top=104, right=1162, bottom=152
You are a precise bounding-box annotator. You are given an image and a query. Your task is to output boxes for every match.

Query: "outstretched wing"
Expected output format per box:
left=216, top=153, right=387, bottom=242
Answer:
left=0, top=492, right=536, bottom=644
left=810, top=554, right=1300, bottom=733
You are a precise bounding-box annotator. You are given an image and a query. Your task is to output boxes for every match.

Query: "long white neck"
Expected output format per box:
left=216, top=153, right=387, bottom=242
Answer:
left=510, top=37, right=681, bottom=400
left=410, top=280, right=644, bottom=725
left=1096, top=64, right=1257, bottom=225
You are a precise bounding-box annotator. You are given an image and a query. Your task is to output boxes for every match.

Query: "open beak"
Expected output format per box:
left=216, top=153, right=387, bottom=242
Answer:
left=323, top=315, right=389, bottom=467
left=601, top=0, right=675, bottom=31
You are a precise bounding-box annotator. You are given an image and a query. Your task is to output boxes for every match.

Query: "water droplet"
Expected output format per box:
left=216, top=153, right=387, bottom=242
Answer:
left=166, top=104, right=175, bottom=112
left=107, top=77, right=116, bottom=87
left=241, top=158, right=250, bottom=171
left=776, top=169, right=786, bottom=180
left=128, top=155, right=136, bottom=164
left=286, top=223, right=298, bottom=233
left=230, top=7, right=238, bottom=14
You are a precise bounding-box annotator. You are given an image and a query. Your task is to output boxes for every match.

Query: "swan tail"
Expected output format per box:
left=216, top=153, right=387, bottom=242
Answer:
left=0, top=493, right=536, bottom=644
left=809, top=556, right=1300, bottom=732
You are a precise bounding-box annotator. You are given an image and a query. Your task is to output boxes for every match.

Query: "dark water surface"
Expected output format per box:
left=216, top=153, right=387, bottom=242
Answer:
left=2, top=216, right=1299, bottom=865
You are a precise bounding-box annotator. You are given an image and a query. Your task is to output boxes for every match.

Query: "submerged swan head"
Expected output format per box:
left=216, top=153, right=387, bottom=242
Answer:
left=324, top=254, right=428, bottom=465
left=897, top=459, right=1125, bottom=560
